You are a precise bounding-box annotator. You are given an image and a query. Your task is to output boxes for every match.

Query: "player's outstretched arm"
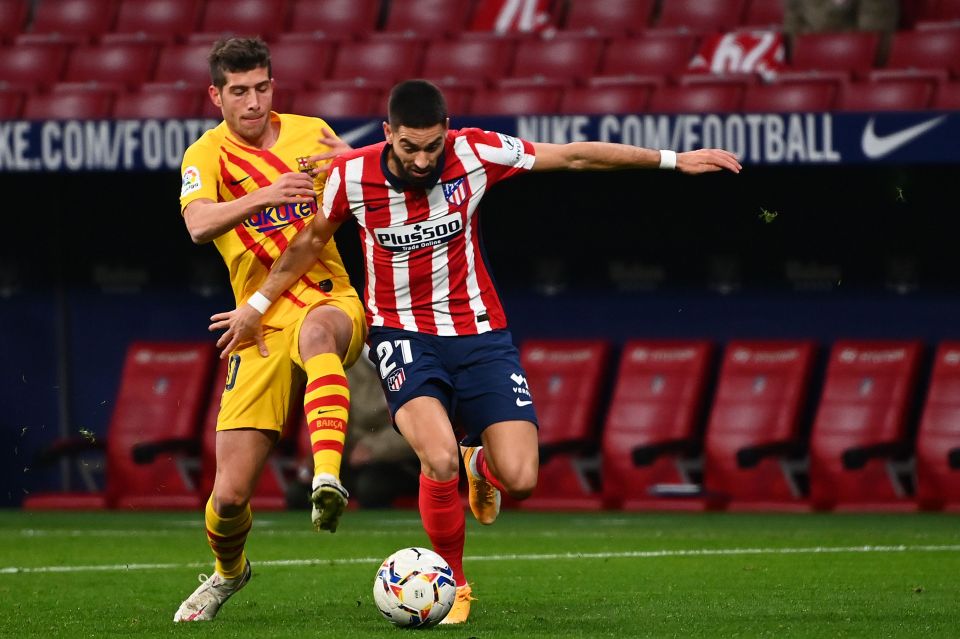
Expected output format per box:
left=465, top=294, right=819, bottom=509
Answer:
left=531, top=142, right=741, bottom=175
left=208, top=214, right=341, bottom=358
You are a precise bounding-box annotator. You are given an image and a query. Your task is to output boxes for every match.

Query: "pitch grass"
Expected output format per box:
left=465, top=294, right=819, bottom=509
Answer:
left=0, top=510, right=958, bottom=638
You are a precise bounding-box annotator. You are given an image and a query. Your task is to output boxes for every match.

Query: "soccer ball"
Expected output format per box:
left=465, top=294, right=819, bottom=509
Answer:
left=372, top=547, right=457, bottom=628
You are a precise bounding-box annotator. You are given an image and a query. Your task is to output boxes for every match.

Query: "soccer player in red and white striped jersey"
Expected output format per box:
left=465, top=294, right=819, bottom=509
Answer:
left=214, top=80, right=740, bottom=623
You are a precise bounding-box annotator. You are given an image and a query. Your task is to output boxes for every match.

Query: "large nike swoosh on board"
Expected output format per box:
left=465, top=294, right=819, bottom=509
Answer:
left=861, top=116, right=947, bottom=159
left=337, top=120, right=382, bottom=146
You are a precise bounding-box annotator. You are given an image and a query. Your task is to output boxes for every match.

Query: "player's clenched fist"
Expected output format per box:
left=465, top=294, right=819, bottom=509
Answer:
left=256, top=171, right=316, bottom=207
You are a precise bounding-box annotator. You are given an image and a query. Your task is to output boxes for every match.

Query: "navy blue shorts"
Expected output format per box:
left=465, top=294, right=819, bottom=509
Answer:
left=367, top=327, right=538, bottom=446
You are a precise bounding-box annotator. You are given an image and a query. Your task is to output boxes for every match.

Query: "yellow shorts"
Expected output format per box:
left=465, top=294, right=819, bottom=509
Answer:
left=216, top=294, right=366, bottom=432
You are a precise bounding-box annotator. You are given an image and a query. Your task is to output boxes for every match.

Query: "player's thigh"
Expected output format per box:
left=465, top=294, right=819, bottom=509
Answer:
left=218, top=330, right=295, bottom=432
left=480, top=419, right=539, bottom=494
left=295, top=295, right=366, bottom=367
left=212, top=428, right=277, bottom=514
left=395, top=396, right=460, bottom=480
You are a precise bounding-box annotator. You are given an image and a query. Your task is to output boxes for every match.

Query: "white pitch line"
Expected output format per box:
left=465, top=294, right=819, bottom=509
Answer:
left=2, top=544, right=960, bottom=575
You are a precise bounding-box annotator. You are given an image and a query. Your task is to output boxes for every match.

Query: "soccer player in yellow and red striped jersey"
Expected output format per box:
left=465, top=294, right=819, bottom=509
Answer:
left=172, top=37, right=366, bottom=623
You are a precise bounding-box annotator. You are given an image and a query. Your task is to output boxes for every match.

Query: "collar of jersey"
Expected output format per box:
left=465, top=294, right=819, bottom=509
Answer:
left=380, top=144, right=445, bottom=191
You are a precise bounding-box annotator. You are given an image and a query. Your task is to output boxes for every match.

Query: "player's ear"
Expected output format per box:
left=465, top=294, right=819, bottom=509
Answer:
left=382, top=121, right=392, bottom=144
left=208, top=85, right=222, bottom=108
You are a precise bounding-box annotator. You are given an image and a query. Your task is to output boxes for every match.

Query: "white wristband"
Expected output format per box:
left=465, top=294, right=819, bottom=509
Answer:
left=659, top=149, right=677, bottom=170
left=247, top=291, right=272, bottom=315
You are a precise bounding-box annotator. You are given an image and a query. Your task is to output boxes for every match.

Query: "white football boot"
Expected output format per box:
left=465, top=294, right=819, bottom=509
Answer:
left=311, top=472, right=349, bottom=532
left=173, top=558, right=251, bottom=622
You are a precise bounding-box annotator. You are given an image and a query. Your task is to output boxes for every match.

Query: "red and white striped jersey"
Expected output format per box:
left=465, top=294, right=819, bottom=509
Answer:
left=323, top=128, right=536, bottom=336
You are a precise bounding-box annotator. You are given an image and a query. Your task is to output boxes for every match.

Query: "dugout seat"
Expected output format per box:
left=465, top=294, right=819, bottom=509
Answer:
left=384, top=0, right=471, bottom=37
left=22, top=85, right=115, bottom=120
left=562, top=0, right=655, bottom=36
left=153, top=42, right=215, bottom=86
left=329, top=37, right=424, bottom=85
left=113, top=0, right=201, bottom=41
left=915, top=342, right=960, bottom=511
left=703, top=341, right=817, bottom=510
left=198, top=0, right=286, bottom=41
left=648, top=84, right=744, bottom=113
left=516, top=340, right=611, bottom=510
left=656, top=0, right=748, bottom=33
left=837, top=79, right=935, bottom=111
left=510, top=34, right=604, bottom=82
left=600, top=33, right=699, bottom=79
left=29, top=0, right=116, bottom=41
left=0, top=43, right=68, bottom=91
left=601, top=340, right=713, bottom=510
left=560, top=78, right=653, bottom=114
left=742, top=0, right=784, bottom=29
left=886, top=30, right=960, bottom=78
left=790, top=32, right=879, bottom=79
left=63, top=43, right=159, bottom=91
left=24, top=342, right=214, bottom=511
left=112, top=84, right=201, bottom=118
left=469, top=79, right=564, bottom=115
left=933, top=81, right=960, bottom=109
left=742, top=80, right=838, bottom=112
left=285, top=0, right=380, bottom=39
left=0, top=0, right=28, bottom=43
left=421, top=35, right=517, bottom=86
left=290, top=84, right=383, bottom=118
left=808, top=340, right=924, bottom=511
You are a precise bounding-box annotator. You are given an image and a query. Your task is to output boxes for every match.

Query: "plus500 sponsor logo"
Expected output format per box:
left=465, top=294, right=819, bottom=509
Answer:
left=374, top=212, right=463, bottom=252
left=245, top=200, right=316, bottom=233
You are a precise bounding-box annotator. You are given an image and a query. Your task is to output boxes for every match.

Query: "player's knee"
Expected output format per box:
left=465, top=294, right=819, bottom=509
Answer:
left=502, top=467, right=538, bottom=501
left=419, top=450, right=460, bottom=483
left=299, top=322, right=337, bottom=356
left=212, top=487, right=250, bottom=516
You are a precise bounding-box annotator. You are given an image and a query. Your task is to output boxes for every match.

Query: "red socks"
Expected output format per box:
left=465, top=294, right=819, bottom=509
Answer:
left=476, top=447, right=507, bottom=493
left=418, top=474, right=466, bottom=586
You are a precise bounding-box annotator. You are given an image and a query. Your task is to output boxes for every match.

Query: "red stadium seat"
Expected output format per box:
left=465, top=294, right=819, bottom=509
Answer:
left=0, top=43, right=68, bottom=90
left=887, top=30, right=960, bottom=78
left=703, top=341, right=817, bottom=510
left=0, top=87, right=22, bottom=117
left=600, top=33, right=699, bottom=79
left=153, top=43, right=215, bottom=86
left=24, top=342, right=214, bottom=511
left=790, top=32, right=879, bottom=79
left=421, top=35, right=517, bottom=85
left=469, top=79, right=564, bottom=115
left=30, top=0, right=117, bottom=39
left=742, top=0, right=784, bottom=28
left=560, top=79, right=652, bottom=114
left=384, top=0, right=471, bottom=36
left=290, top=85, right=383, bottom=118
left=933, top=81, right=960, bottom=108
left=648, top=84, right=744, bottom=113
left=268, top=40, right=334, bottom=90
left=286, top=0, right=380, bottom=38
left=63, top=43, right=158, bottom=91
left=510, top=34, right=604, bottom=82
left=742, top=80, right=838, bottom=112
left=808, top=340, right=923, bottom=511
left=562, top=0, right=655, bottom=36
left=601, top=340, right=713, bottom=510
left=933, top=0, right=960, bottom=20
left=23, top=85, right=115, bottom=119
left=198, top=0, right=287, bottom=40
left=656, top=0, right=748, bottom=33
left=329, top=36, right=424, bottom=85
left=0, top=0, right=28, bottom=42
left=838, top=79, right=935, bottom=111
left=916, top=342, right=960, bottom=511
left=113, top=84, right=201, bottom=118
left=430, top=78, right=474, bottom=116
left=517, top=340, right=610, bottom=510
left=114, top=0, right=201, bottom=40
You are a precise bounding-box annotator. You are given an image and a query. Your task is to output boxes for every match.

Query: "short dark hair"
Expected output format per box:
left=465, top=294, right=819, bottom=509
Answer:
left=208, top=37, right=271, bottom=89
left=388, top=80, right=448, bottom=129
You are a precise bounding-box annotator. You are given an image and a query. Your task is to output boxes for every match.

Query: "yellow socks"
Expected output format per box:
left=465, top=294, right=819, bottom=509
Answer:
left=303, top=353, right=350, bottom=478
left=205, top=496, right=252, bottom=578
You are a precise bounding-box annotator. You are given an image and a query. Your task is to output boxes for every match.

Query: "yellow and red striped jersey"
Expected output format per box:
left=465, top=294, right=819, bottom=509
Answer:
left=180, top=112, right=354, bottom=329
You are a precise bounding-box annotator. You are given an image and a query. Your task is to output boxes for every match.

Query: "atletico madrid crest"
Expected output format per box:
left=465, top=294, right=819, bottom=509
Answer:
left=441, top=177, right=469, bottom=206
left=387, top=367, right=406, bottom=392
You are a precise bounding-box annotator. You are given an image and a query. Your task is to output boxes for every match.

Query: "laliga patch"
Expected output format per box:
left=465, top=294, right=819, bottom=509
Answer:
left=180, top=166, right=201, bottom=196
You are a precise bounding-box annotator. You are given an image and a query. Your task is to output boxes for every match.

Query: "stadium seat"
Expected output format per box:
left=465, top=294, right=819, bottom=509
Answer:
left=63, top=43, right=159, bottom=91
left=601, top=340, right=713, bottom=510
left=113, top=84, right=201, bottom=118
left=790, top=32, right=879, bottom=79
left=886, top=30, right=960, bottom=78
left=430, top=78, right=474, bottom=116
left=421, top=36, right=516, bottom=85
left=648, top=84, right=744, bottom=113
left=469, top=79, right=564, bottom=115
left=516, top=340, right=611, bottom=510
left=933, top=81, right=960, bottom=109
left=268, top=40, right=334, bottom=90
left=742, top=80, right=838, bottom=112
left=510, top=34, right=604, bottom=82
left=289, top=84, right=383, bottom=118
left=198, top=0, right=286, bottom=41
left=153, top=42, right=216, bottom=86
left=600, top=33, right=699, bottom=79
left=808, top=340, right=923, bottom=511
left=703, top=341, right=817, bottom=510
left=384, top=0, right=471, bottom=36
left=286, top=0, right=380, bottom=38
left=560, top=78, right=653, bottom=114
left=24, top=342, right=214, bottom=511
left=0, top=0, right=28, bottom=42
left=328, top=37, right=424, bottom=85
left=468, top=0, right=556, bottom=34
left=29, top=0, right=117, bottom=40
left=113, top=0, right=201, bottom=40
left=838, top=79, right=935, bottom=111
left=23, top=85, right=115, bottom=120
left=656, top=0, right=748, bottom=33
left=0, top=43, right=68, bottom=90
left=932, top=0, right=960, bottom=20
left=0, top=87, right=23, bottom=117
left=742, top=0, right=784, bottom=29
left=916, top=342, right=960, bottom=511
left=562, top=0, right=655, bottom=36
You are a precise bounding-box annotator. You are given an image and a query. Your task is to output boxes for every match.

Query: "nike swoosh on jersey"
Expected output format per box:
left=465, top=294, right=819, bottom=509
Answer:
left=230, top=175, right=250, bottom=185
left=861, top=116, right=947, bottom=160
left=515, top=398, right=533, bottom=407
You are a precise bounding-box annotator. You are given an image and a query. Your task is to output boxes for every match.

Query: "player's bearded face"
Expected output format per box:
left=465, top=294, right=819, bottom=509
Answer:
left=387, top=124, right=447, bottom=186
left=213, top=68, right=273, bottom=144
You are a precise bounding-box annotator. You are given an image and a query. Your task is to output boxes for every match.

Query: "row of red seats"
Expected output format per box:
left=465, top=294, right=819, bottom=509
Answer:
left=3, top=75, right=959, bottom=120
left=22, top=338, right=960, bottom=512
left=3, top=30, right=960, bottom=94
